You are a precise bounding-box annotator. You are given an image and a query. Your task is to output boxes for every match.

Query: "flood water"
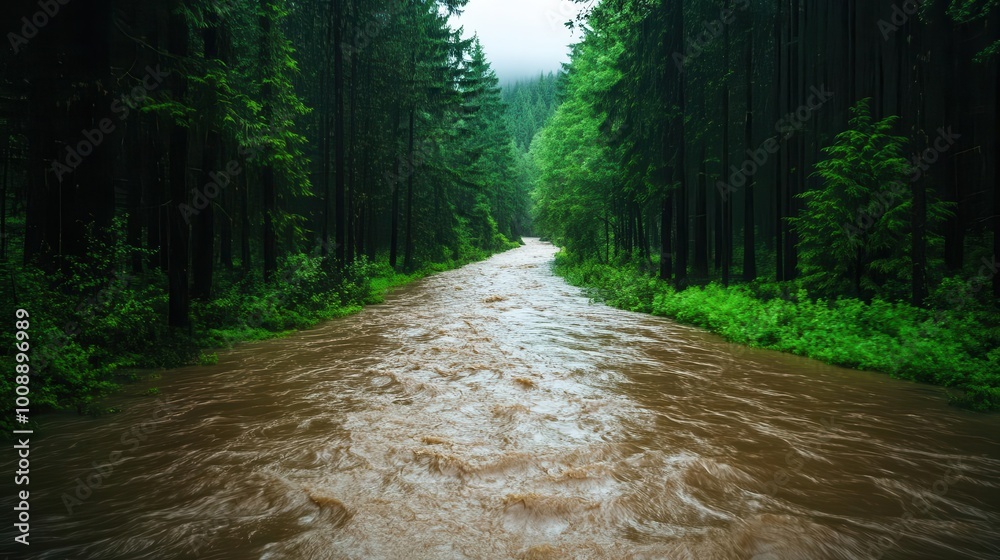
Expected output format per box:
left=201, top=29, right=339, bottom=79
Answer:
left=3, top=238, right=999, bottom=559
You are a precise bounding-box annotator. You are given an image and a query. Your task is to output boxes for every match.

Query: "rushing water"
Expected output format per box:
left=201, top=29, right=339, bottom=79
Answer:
left=3, top=239, right=999, bottom=559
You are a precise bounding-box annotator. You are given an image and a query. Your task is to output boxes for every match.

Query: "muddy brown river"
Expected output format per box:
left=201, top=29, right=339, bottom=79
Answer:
left=3, top=238, right=999, bottom=559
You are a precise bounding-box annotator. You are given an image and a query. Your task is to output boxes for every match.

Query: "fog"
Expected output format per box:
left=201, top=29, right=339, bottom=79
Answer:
left=450, top=0, right=585, bottom=84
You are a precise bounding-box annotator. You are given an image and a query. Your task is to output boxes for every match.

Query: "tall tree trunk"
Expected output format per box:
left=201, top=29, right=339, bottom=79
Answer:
left=126, top=119, right=144, bottom=274
left=614, top=201, right=621, bottom=260
left=674, top=0, right=687, bottom=287
left=786, top=0, right=802, bottom=280
left=930, top=8, right=962, bottom=272
left=167, top=2, right=191, bottom=328
left=636, top=204, right=649, bottom=262
left=346, top=51, right=359, bottom=263
left=193, top=16, right=220, bottom=300
left=262, top=168, right=277, bottom=282
left=910, top=13, right=927, bottom=307
left=743, top=19, right=757, bottom=282
left=321, top=2, right=332, bottom=256
left=912, top=172, right=928, bottom=307
left=782, top=0, right=799, bottom=281
left=694, top=149, right=708, bottom=276
left=774, top=0, right=784, bottom=281
left=220, top=186, right=234, bottom=270
left=260, top=0, right=277, bottom=282
left=190, top=149, right=215, bottom=297
left=145, top=117, right=168, bottom=272
left=604, top=210, right=610, bottom=263
left=0, top=146, right=7, bottom=261
left=333, top=0, right=347, bottom=264
left=624, top=203, right=632, bottom=255
left=660, top=193, right=673, bottom=281
left=995, top=63, right=1000, bottom=301
left=721, top=0, right=731, bottom=287
left=403, top=107, right=416, bottom=271
left=24, top=51, right=53, bottom=266
left=714, top=184, right=723, bottom=271
left=240, top=170, right=251, bottom=275
left=848, top=0, right=857, bottom=104
left=389, top=110, right=401, bottom=268
left=49, top=0, right=116, bottom=265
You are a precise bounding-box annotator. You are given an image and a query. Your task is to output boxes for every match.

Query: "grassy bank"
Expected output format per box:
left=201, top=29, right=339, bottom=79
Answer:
left=555, top=252, right=1000, bottom=411
left=1, top=242, right=517, bottom=427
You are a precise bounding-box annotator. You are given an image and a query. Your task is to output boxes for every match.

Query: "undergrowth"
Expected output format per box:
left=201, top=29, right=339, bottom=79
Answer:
left=555, top=251, right=1000, bottom=411
left=0, top=225, right=518, bottom=429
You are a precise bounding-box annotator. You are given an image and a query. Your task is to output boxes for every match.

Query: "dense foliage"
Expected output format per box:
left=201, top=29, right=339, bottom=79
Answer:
left=558, top=256, right=1000, bottom=411
left=793, top=100, right=952, bottom=301
left=502, top=73, right=560, bottom=152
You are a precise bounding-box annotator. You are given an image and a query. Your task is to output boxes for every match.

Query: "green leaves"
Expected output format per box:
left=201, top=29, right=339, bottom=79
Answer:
left=556, top=254, right=1000, bottom=410
left=532, top=28, right=622, bottom=261
left=793, top=99, right=950, bottom=301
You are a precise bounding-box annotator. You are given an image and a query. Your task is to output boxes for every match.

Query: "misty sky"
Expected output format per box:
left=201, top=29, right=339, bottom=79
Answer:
left=450, top=0, right=584, bottom=84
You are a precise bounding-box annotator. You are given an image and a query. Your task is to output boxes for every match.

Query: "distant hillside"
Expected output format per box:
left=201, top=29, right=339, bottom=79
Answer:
left=502, top=73, right=560, bottom=152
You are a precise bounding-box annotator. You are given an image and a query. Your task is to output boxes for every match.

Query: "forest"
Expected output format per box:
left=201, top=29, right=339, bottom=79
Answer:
left=2, top=2, right=1000, bottom=557
left=531, top=0, right=1000, bottom=409
left=0, top=0, right=998, bottom=420
left=0, top=0, right=545, bottom=416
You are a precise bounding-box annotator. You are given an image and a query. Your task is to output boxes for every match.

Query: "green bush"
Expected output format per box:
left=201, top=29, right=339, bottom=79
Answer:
left=556, top=251, right=1000, bottom=411
left=1, top=219, right=518, bottom=426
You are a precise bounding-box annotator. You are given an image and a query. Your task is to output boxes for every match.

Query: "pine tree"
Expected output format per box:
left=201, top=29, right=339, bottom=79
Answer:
left=793, top=99, right=950, bottom=300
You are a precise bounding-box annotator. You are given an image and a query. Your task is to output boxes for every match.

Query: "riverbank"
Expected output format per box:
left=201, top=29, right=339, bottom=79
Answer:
left=0, top=244, right=518, bottom=427
left=554, top=253, right=1000, bottom=411
left=13, top=237, right=1000, bottom=559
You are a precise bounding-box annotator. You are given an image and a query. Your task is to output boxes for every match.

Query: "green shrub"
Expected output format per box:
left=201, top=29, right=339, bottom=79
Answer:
left=556, top=252, right=999, bottom=410
left=1, top=223, right=517, bottom=425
